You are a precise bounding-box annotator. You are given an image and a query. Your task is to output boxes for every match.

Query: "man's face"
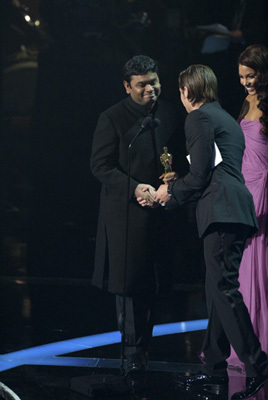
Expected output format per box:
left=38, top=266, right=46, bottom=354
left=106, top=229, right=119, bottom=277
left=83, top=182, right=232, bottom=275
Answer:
left=123, top=72, right=161, bottom=107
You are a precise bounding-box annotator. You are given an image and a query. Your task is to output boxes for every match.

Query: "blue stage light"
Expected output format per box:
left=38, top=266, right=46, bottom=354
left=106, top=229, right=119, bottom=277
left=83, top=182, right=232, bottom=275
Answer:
left=0, top=319, right=208, bottom=372
left=153, top=319, right=208, bottom=336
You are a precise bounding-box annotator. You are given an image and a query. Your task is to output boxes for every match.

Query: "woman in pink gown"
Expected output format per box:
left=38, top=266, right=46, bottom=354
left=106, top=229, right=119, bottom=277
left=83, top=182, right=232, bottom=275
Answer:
left=228, top=44, right=268, bottom=371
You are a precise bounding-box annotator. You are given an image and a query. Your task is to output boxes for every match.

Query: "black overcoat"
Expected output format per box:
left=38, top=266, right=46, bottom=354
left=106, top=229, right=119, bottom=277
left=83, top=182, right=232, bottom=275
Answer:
left=90, top=95, right=186, bottom=295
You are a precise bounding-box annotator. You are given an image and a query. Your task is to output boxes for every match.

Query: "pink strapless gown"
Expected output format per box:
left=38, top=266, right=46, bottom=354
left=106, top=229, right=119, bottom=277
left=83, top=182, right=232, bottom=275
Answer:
left=228, top=119, right=268, bottom=370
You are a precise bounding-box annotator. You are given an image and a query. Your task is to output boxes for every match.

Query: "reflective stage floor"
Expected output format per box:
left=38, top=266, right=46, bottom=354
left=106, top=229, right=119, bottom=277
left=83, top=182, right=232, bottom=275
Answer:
left=0, top=276, right=266, bottom=400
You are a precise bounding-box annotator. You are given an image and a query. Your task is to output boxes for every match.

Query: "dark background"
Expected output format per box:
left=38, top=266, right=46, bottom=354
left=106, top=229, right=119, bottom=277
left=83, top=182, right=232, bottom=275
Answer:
left=1, top=0, right=267, bottom=284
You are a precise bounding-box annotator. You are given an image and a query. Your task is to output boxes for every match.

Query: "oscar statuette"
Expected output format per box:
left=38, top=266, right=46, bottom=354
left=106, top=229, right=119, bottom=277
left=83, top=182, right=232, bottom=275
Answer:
left=160, top=146, right=173, bottom=176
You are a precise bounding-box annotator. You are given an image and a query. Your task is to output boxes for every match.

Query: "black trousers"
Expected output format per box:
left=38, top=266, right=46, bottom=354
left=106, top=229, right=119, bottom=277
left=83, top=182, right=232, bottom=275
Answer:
left=202, top=223, right=268, bottom=378
left=116, top=294, right=155, bottom=357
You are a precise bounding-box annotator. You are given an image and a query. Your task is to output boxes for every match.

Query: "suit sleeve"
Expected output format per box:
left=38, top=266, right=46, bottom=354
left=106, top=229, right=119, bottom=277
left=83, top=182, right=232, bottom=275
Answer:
left=168, top=109, right=214, bottom=205
left=90, top=112, right=139, bottom=199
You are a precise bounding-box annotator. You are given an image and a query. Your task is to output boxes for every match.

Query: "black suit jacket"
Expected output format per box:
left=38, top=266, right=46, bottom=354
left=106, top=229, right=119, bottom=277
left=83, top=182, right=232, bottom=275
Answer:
left=169, top=101, right=258, bottom=238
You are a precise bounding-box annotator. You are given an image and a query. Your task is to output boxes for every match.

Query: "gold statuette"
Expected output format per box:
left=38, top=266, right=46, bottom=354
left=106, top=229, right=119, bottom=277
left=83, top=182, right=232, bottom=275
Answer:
left=160, top=146, right=173, bottom=174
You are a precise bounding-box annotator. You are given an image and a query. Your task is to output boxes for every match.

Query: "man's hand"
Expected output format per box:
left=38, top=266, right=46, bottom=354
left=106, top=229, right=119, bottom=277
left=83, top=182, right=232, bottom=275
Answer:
left=159, top=171, right=178, bottom=184
left=154, top=184, right=171, bottom=206
left=135, top=184, right=157, bottom=207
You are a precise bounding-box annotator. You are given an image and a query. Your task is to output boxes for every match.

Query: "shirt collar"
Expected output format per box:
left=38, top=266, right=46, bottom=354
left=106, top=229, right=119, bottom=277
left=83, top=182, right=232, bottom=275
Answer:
left=126, top=95, right=158, bottom=116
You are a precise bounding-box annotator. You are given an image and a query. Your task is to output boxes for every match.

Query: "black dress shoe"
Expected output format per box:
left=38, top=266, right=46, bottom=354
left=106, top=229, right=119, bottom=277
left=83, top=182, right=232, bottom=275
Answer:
left=175, top=376, right=228, bottom=399
left=125, top=352, right=148, bottom=375
left=177, top=373, right=228, bottom=387
left=231, top=375, right=268, bottom=399
left=186, top=385, right=228, bottom=400
left=176, top=373, right=228, bottom=396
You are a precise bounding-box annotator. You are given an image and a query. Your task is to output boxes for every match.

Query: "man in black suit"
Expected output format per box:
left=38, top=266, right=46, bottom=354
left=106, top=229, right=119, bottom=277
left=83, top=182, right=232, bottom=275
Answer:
left=155, top=64, right=268, bottom=399
left=90, top=55, right=186, bottom=374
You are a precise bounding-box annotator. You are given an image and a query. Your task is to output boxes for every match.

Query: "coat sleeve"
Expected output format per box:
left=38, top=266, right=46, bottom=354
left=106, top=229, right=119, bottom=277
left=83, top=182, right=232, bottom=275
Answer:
left=168, top=109, right=214, bottom=205
left=90, top=111, right=139, bottom=199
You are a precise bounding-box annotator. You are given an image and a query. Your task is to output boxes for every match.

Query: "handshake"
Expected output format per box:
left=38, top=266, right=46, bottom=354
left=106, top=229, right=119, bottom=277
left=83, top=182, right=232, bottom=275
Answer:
left=134, top=172, right=178, bottom=207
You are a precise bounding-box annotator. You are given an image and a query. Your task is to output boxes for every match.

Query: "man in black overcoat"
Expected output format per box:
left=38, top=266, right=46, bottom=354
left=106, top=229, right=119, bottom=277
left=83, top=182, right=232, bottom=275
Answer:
left=155, top=64, right=268, bottom=399
left=90, top=55, right=186, bottom=373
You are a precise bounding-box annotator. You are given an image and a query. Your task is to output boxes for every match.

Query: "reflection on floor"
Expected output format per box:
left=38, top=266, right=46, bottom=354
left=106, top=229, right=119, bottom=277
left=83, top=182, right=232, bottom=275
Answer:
left=0, top=277, right=266, bottom=400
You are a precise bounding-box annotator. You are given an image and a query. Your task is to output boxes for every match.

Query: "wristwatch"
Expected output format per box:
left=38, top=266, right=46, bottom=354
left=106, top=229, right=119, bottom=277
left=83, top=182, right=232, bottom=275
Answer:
left=167, top=184, right=172, bottom=197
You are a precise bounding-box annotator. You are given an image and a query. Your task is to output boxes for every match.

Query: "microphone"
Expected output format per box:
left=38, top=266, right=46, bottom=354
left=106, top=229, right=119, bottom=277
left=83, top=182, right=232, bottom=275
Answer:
left=140, top=116, right=153, bottom=131
left=140, top=116, right=160, bottom=131
left=150, top=118, right=160, bottom=129
left=129, top=117, right=161, bottom=147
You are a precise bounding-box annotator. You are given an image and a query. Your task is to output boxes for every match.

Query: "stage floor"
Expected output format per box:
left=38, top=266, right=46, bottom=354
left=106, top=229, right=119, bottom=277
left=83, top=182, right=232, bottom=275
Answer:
left=0, top=276, right=265, bottom=400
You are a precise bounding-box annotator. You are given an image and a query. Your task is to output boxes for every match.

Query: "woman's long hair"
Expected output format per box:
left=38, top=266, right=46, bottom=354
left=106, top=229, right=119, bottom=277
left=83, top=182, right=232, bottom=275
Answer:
left=238, top=44, right=268, bottom=136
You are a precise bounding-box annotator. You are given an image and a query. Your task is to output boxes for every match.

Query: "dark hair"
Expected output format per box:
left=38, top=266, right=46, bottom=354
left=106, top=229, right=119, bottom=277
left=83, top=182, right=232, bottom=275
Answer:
left=238, top=44, right=268, bottom=136
left=178, top=64, right=218, bottom=105
left=123, top=55, right=159, bottom=84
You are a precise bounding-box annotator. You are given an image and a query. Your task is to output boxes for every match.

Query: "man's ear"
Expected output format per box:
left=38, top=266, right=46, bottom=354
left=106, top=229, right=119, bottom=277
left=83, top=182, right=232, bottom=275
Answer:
left=123, top=80, right=131, bottom=94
